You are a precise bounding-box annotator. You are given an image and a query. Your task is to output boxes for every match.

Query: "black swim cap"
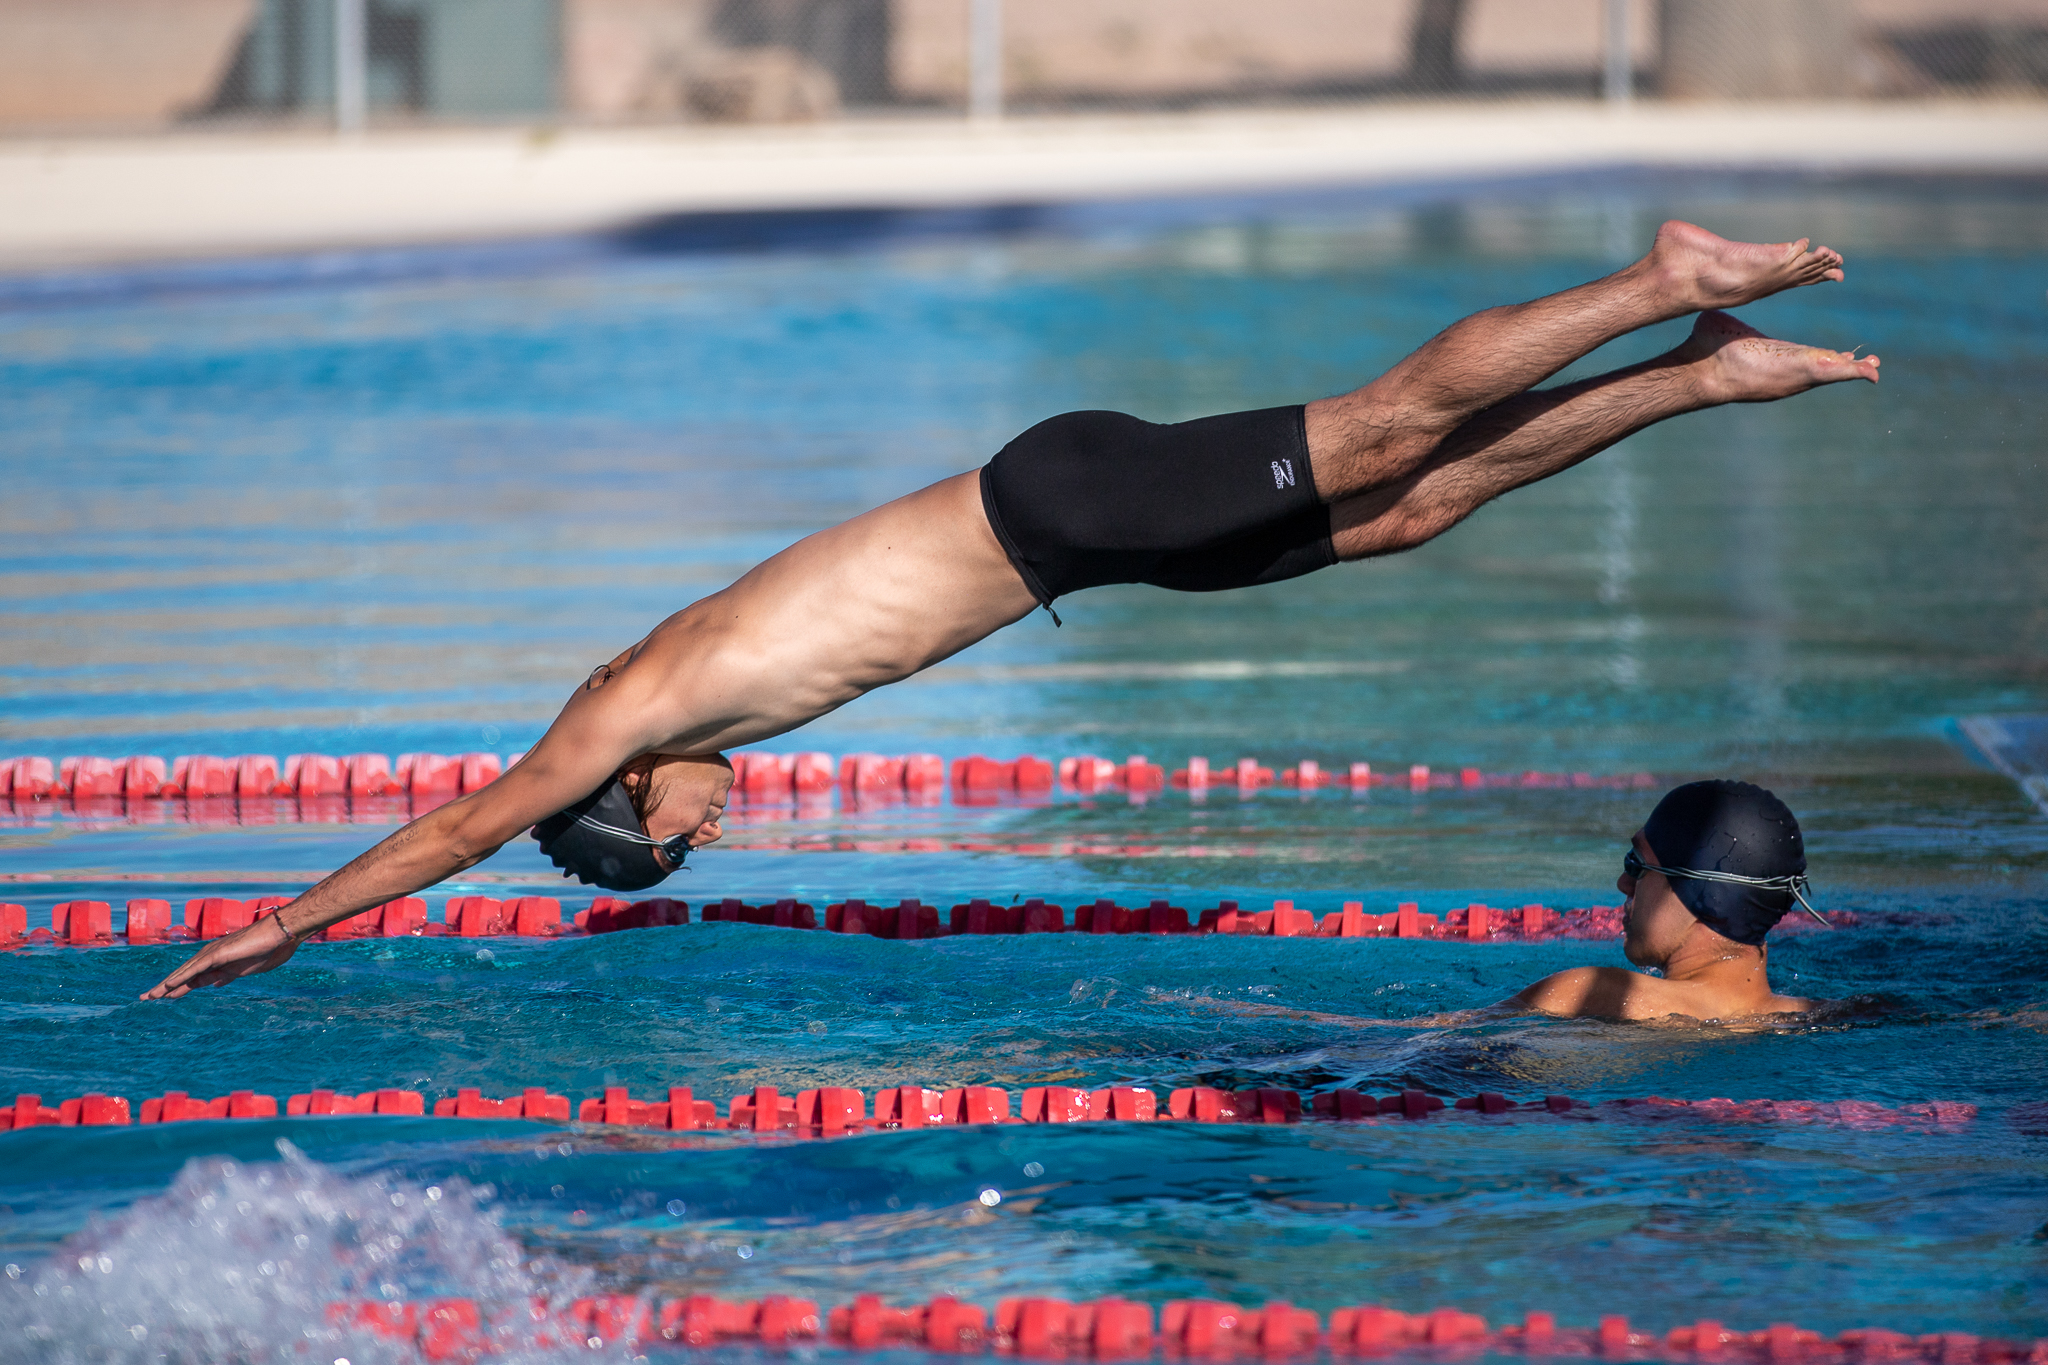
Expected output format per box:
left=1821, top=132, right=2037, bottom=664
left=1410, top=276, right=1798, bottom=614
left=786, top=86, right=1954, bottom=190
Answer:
left=1639, top=780, right=1808, bottom=946
left=532, top=775, right=686, bottom=893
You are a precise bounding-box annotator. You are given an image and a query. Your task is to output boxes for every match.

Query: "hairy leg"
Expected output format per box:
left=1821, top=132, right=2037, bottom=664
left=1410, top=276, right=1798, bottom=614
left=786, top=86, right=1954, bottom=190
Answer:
left=1329, top=311, right=1879, bottom=561
left=1306, top=221, right=1846, bottom=503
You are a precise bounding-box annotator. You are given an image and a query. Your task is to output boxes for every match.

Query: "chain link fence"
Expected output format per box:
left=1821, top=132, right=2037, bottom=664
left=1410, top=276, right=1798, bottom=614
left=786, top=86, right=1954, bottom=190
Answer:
left=3, top=0, right=2045, bottom=133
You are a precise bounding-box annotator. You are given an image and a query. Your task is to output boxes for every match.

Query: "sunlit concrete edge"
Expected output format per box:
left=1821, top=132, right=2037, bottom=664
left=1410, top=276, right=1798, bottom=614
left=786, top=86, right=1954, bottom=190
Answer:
left=3, top=100, right=2046, bottom=270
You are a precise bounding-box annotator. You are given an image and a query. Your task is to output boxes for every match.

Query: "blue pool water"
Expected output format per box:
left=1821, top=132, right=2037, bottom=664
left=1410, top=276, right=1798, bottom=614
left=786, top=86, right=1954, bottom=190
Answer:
left=2, top=172, right=2046, bottom=1359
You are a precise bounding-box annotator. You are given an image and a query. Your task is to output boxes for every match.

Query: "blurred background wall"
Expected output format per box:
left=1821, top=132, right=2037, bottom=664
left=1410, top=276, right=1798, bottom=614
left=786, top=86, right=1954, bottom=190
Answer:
left=2, top=0, right=2044, bottom=133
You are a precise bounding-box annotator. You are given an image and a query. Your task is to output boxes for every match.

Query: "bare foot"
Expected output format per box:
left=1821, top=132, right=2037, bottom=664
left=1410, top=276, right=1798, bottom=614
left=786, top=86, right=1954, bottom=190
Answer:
left=1681, top=310, right=1880, bottom=403
left=1646, top=220, right=1846, bottom=314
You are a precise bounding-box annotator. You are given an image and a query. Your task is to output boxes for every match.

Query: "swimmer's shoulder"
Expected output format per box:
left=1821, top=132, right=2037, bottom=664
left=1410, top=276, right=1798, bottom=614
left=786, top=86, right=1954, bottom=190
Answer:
left=1508, top=966, right=1667, bottom=1020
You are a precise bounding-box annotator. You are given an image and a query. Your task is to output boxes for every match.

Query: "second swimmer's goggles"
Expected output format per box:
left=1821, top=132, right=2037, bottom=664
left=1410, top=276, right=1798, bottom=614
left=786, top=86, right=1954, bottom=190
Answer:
left=1623, top=848, right=1830, bottom=928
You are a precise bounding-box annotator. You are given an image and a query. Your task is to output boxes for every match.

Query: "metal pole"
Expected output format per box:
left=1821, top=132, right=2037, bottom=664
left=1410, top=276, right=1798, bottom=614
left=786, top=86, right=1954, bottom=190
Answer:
left=1603, top=0, right=1633, bottom=105
left=335, top=0, right=368, bottom=132
left=969, top=0, right=1002, bottom=120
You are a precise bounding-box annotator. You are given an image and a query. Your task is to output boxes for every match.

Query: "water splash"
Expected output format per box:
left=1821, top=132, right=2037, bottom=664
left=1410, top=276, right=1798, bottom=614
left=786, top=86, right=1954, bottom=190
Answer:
left=0, top=1140, right=612, bottom=1364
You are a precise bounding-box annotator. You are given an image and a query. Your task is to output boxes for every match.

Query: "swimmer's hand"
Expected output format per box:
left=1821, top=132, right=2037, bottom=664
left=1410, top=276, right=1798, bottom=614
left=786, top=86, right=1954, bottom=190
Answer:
left=140, top=912, right=301, bottom=1000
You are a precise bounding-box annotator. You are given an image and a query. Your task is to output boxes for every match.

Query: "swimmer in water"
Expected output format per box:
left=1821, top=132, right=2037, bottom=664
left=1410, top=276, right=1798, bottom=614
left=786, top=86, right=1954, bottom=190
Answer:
left=144, top=222, right=1877, bottom=1001
left=1509, top=779, right=1824, bottom=1022
left=1175, top=780, right=1827, bottom=1029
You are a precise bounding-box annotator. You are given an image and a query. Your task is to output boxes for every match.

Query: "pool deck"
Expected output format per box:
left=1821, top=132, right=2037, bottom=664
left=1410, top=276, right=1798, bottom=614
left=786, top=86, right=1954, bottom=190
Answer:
left=4, top=100, right=2046, bottom=271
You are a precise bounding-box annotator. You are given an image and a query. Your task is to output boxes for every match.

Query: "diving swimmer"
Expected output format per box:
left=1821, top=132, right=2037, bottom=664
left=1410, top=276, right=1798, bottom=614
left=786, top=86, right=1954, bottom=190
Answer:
left=143, top=221, right=1878, bottom=1001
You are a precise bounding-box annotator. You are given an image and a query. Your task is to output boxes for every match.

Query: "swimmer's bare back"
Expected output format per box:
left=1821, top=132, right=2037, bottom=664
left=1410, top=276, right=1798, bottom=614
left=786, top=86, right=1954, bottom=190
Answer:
left=1510, top=967, right=1814, bottom=1023
left=143, top=222, right=1875, bottom=1001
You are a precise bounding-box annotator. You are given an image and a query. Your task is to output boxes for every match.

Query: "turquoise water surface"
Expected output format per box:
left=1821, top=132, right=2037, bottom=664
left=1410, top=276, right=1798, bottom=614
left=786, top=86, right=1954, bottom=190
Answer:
left=1, top=173, right=2045, bottom=1360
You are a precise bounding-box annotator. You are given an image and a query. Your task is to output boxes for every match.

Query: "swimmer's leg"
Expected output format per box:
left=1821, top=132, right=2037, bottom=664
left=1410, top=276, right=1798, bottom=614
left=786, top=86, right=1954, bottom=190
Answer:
left=1329, top=311, right=1878, bottom=560
left=1306, top=222, right=1846, bottom=503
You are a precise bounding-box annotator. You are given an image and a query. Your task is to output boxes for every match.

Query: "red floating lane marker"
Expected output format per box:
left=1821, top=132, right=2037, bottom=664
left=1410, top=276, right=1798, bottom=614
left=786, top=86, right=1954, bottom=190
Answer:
left=232, top=754, right=280, bottom=798
left=922, top=1295, right=988, bottom=1352
left=172, top=755, right=234, bottom=798
left=875, top=1085, right=946, bottom=1128
left=1271, top=900, right=1314, bottom=937
left=58, top=1093, right=131, bottom=1126
left=1018, top=899, right=1064, bottom=934
left=185, top=897, right=252, bottom=940
left=998, top=1297, right=1078, bottom=1357
left=1311, top=1090, right=1375, bottom=1121
left=1015, top=755, right=1054, bottom=792
left=2, top=1094, right=60, bottom=1128
left=123, top=898, right=172, bottom=946
left=119, top=755, right=167, bottom=798
left=1169, top=1086, right=1239, bottom=1122
left=505, top=896, right=564, bottom=936
left=63, top=757, right=123, bottom=800
left=730, top=1086, right=798, bottom=1132
left=1380, top=1089, right=1447, bottom=1120
left=904, top=754, right=945, bottom=796
left=401, top=753, right=461, bottom=796
left=1020, top=1086, right=1089, bottom=1124
left=941, top=1085, right=1014, bottom=1125
left=52, top=900, right=112, bottom=946
left=287, top=1088, right=425, bottom=1117
left=284, top=753, right=344, bottom=797
left=137, top=1090, right=279, bottom=1123
left=0, top=902, right=26, bottom=945
left=375, top=897, right=428, bottom=937
left=797, top=1086, right=866, bottom=1132
left=1235, top=1088, right=1301, bottom=1125
left=791, top=752, right=835, bottom=795
left=4, top=756, right=55, bottom=799
left=445, top=896, right=507, bottom=937
left=344, top=752, right=397, bottom=797
left=458, top=753, right=502, bottom=794
left=1164, top=1299, right=1253, bottom=1355
left=298, top=1293, right=2048, bottom=1361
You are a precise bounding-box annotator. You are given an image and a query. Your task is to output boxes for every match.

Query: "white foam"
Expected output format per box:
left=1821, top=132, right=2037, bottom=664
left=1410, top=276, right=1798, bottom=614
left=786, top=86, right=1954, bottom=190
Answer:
left=0, top=1140, right=624, bottom=1364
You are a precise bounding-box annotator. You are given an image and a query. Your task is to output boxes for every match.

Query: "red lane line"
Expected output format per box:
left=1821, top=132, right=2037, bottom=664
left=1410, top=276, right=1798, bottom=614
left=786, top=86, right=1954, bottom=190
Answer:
left=1, top=1084, right=1975, bottom=1134
left=3, top=749, right=1662, bottom=809
left=2, top=894, right=1860, bottom=947
left=318, top=1292, right=2039, bottom=1360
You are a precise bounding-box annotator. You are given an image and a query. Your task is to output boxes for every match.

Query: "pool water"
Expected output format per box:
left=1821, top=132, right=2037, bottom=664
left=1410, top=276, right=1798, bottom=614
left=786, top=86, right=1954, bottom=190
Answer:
left=2, top=172, right=2046, bottom=1359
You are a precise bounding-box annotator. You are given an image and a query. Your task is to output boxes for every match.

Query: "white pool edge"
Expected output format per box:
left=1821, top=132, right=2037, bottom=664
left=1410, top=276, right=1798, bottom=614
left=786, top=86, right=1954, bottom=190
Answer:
left=4, top=99, right=2047, bottom=272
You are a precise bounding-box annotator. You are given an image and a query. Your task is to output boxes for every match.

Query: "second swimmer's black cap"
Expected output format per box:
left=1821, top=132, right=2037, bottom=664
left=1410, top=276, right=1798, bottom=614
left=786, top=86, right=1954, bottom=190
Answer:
left=1640, top=780, right=1807, bottom=945
left=532, top=776, right=687, bottom=893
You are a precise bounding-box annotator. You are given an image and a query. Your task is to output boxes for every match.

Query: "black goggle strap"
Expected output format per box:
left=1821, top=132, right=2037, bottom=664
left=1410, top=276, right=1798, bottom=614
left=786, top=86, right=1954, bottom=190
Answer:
left=1628, top=851, right=1828, bottom=928
left=571, top=813, right=691, bottom=867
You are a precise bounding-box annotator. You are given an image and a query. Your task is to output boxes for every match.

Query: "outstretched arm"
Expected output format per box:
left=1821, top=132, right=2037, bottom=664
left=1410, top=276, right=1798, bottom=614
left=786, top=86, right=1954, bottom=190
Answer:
left=139, top=657, right=671, bottom=1000
left=141, top=470, right=1036, bottom=1001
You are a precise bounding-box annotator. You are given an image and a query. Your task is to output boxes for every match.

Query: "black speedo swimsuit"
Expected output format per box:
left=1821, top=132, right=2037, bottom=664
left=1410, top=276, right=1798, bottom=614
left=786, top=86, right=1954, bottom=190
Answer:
left=978, top=405, right=1336, bottom=606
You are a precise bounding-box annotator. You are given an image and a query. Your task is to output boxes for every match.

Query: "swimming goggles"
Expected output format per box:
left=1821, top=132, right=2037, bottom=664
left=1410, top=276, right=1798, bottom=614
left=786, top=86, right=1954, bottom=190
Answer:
left=572, top=811, right=692, bottom=870
left=1623, top=849, right=1830, bottom=928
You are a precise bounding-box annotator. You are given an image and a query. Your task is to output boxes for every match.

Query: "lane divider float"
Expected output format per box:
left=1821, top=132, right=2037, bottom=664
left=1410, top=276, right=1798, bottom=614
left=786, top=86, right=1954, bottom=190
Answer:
left=7, top=894, right=1861, bottom=948
left=0, top=1082, right=1974, bottom=1134
left=274, top=1291, right=2048, bottom=1361
left=1, top=749, right=1660, bottom=812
